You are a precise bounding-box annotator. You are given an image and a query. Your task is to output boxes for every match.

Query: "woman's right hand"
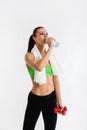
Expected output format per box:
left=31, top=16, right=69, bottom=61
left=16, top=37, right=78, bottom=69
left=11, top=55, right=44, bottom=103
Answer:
left=46, top=37, right=55, bottom=48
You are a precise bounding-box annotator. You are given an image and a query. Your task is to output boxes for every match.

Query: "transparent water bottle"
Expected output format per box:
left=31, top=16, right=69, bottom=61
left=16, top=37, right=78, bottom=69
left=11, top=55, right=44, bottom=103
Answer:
left=45, top=37, right=59, bottom=47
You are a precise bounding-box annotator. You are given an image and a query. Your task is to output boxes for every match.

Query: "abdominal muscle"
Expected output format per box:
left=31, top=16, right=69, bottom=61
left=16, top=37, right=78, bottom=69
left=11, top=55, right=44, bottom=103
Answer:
left=31, top=76, right=55, bottom=96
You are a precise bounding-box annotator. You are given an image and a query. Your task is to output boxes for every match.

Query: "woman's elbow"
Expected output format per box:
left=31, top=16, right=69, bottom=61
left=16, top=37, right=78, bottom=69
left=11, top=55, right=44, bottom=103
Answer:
left=35, top=64, right=43, bottom=72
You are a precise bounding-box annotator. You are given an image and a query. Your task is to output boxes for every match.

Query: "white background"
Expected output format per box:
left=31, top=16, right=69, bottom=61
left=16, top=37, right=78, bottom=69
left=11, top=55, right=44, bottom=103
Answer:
left=0, top=0, right=87, bottom=130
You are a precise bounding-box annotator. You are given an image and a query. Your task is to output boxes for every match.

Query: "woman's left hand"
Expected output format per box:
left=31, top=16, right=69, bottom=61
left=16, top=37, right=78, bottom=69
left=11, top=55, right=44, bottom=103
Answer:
left=56, top=101, right=63, bottom=109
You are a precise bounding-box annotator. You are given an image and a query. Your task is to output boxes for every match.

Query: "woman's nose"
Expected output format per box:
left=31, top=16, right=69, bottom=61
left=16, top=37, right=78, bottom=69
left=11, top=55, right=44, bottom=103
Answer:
left=44, top=34, right=47, bottom=38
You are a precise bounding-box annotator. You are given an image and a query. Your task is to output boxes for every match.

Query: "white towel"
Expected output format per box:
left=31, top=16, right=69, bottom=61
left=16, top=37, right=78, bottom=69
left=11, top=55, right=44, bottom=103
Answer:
left=31, top=44, right=62, bottom=85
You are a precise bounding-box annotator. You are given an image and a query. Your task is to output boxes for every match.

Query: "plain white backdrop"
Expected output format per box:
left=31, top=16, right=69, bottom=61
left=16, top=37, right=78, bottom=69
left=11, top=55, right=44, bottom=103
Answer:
left=0, top=0, right=87, bottom=130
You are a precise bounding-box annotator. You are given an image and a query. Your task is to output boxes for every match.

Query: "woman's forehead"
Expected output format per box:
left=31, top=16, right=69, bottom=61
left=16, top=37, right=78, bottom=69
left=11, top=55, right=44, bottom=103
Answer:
left=37, top=28, right=48, bottom=33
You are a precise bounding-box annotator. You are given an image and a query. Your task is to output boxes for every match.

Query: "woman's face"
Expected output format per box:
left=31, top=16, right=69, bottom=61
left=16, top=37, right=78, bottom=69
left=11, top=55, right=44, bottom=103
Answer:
left=33, top=28, right=48, bottom=45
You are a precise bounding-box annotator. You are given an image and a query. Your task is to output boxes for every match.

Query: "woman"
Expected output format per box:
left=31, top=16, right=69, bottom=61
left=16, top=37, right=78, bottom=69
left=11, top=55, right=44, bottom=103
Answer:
left=23, top=26, right=63, bottom=130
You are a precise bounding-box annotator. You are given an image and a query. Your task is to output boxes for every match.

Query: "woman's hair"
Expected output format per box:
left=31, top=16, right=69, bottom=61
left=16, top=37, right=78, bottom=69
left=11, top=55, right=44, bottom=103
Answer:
left=27, top=26, right=44, bottom=52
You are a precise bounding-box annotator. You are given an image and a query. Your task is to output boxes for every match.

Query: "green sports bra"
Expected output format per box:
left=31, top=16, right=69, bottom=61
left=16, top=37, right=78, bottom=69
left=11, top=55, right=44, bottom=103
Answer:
left=26, top=65, right=53, bottom=78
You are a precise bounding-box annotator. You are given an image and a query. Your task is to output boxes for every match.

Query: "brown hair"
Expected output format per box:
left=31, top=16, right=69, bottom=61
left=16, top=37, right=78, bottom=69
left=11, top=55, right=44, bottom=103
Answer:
left=27, top=26, right=44, bottom=52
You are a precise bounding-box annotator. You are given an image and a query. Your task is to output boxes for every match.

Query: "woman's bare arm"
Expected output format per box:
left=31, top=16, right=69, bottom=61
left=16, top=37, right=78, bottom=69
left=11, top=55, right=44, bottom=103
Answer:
left=25, top=46, right=54, bottom=71
left=53, top=75, right=63, bottom=108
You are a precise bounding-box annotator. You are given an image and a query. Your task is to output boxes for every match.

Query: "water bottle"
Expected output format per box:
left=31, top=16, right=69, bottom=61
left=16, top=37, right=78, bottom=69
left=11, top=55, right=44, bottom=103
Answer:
left=45, top=37, right=59, bottom=47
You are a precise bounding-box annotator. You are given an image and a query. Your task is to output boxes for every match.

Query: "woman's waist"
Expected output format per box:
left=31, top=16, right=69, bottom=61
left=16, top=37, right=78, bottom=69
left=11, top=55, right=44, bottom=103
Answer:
left=31, top=84, right=55, bottom=96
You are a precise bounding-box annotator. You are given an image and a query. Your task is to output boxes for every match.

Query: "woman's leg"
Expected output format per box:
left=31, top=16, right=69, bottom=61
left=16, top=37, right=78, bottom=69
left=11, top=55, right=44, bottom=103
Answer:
left=23, top=92, right=42, bottom=130
left=42, top=91, right=57, bottom=130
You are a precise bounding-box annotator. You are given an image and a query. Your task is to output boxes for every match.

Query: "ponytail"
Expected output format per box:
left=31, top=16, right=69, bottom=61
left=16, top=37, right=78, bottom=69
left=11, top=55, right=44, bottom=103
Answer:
left=27, top=34, right=35, bottom=52
left=27, top=26, right=44, bottom=52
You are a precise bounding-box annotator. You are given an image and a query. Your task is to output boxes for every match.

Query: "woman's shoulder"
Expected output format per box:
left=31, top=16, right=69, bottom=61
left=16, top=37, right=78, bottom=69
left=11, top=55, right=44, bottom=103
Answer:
left=25, top=52, right=35, bottom=61
left=25, top=52, right=34, bottom=57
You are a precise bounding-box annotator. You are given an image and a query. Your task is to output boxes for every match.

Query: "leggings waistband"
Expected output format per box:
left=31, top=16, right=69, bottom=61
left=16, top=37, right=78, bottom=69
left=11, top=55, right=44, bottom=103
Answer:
left=29, top=90, right=55, bottom=98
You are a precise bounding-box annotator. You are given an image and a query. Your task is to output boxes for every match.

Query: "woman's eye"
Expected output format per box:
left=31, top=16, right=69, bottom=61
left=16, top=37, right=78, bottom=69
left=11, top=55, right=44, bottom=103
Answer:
left=39, top=33, right=48, bottom=36
left=40, top=33, right=44, bottom=35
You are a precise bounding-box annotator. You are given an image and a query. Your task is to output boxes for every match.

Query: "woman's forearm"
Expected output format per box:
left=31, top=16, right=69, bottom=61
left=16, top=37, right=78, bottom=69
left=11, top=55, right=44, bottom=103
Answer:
left=37, top=47, right=53, bottom=70
left=53, top=76, right=63, bottom=107
left=55, top=85, right=62, bottom=107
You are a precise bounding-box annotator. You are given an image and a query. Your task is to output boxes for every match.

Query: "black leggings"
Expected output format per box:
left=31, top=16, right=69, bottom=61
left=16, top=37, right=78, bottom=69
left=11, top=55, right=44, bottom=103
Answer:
left=23, top=91, right=57, bottom=130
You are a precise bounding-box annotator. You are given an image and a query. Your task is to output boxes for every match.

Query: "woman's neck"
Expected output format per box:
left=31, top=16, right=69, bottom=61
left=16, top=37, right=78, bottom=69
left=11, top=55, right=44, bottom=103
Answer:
left=36, top=44, right=46, bottom=54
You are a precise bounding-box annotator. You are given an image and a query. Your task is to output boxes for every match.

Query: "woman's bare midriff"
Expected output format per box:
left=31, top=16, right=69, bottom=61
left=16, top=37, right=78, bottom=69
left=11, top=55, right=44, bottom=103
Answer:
left=31, top=76, right=55, bottom=96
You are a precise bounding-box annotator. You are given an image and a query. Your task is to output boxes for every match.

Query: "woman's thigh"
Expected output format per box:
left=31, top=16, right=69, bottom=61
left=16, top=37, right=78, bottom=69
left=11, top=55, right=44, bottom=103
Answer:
left=42, top=91, right=57, bottom=130
left=23, top=92, right=42, bottom=130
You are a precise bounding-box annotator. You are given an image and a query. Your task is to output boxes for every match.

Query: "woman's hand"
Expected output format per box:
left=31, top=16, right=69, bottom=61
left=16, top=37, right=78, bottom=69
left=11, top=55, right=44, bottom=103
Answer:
left=56, top=102, right=64, bottom=114
left=46, top=37, right=55, bottom=48
left=56, top=101, right=63, bottom=109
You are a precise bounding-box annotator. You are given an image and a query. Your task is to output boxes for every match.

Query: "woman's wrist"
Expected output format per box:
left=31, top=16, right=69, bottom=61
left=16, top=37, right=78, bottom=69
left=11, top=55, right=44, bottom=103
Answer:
left=49, top=45, right=54, bottom=50
left=56, top=98, right=63, bottom=108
